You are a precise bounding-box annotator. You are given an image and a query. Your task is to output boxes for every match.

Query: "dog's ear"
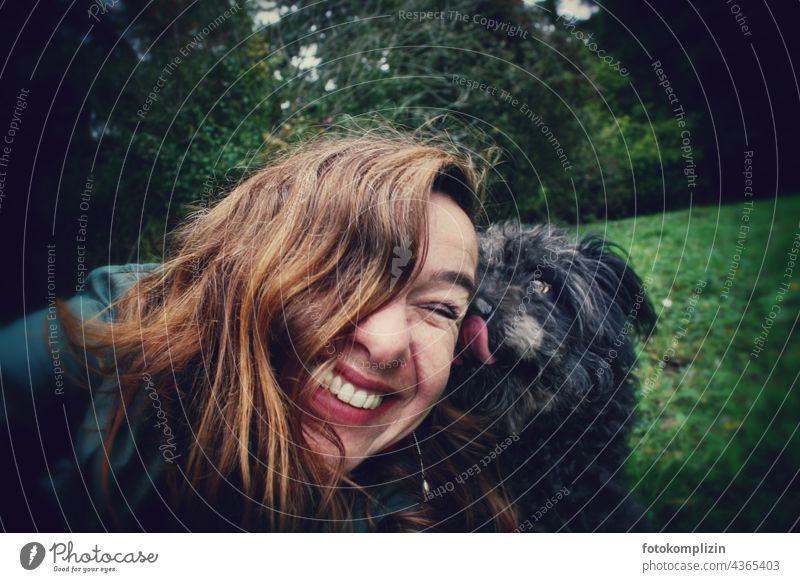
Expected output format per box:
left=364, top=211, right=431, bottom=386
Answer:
left=577, top=234, right=657, bottom=340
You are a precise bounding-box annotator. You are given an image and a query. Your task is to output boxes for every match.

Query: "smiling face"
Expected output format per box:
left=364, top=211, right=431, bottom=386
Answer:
left=304, top=192, right=478, bottom=472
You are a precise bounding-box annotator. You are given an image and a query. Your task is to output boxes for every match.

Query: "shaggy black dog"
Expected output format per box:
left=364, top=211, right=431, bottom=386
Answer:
left=448, top=222, right=656, bottom=532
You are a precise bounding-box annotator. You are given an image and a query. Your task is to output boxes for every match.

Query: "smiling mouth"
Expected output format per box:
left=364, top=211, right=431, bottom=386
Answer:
left=315, top=368, right=395, bottom=410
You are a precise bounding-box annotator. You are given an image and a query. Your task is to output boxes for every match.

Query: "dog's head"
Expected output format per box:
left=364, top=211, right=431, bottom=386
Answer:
left=447, top=222, right=656, bottom=432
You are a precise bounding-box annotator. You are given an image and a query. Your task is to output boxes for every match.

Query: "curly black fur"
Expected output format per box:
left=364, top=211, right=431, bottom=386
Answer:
left=447, top=222, right=657, bottom=532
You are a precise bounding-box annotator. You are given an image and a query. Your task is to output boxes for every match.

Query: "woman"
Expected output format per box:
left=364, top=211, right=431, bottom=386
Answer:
left=0, top=132, right=518, bottom=532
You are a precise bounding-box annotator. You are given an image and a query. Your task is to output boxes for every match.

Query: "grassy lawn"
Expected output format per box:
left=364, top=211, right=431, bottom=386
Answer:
left=583, top=195, right=800, bottom=532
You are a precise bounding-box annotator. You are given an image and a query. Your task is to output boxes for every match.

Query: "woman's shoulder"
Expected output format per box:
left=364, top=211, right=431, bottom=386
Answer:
left=0, top=262, right=164, bottom=529
left=80, top=262, right=162, bottom=308
left=0, top=263, right=160, bottom=392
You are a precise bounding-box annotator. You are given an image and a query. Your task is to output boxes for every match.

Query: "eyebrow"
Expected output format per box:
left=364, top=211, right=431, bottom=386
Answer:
left=428, top=269, right=476, bottom=298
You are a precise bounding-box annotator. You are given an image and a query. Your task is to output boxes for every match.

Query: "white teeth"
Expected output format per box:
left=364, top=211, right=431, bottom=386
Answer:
left=316, top=369, right=384, bottom=410
left=337, top=382, right=354, bottom=402
left=349, top=390, right=367, bottom=408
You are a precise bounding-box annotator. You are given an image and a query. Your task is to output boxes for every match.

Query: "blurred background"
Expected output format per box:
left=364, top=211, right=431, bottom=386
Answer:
left=0, top=0, right=798, bottom=531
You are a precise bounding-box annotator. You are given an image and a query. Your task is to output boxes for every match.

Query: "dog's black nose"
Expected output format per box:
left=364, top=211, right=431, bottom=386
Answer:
left=474, top=297, right=493, bottom=316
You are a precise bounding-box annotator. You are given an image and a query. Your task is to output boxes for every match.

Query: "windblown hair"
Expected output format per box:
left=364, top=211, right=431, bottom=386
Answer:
left=59, top=131, right=520, bottom=532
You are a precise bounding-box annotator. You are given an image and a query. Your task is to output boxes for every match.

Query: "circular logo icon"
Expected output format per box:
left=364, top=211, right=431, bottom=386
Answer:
left=20, top=542, right=46, bottom=570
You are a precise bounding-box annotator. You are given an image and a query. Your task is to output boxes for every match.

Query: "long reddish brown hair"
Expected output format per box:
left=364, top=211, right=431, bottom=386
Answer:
left=59, top=130, right=520, bottom=531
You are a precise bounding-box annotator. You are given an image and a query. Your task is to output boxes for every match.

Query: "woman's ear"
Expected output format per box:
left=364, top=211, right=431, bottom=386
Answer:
left=454, top=315, right=496, bottom=365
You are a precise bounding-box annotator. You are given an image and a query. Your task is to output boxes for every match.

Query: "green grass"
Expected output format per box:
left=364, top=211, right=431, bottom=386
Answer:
left=582, top=195, right=800, bottom=532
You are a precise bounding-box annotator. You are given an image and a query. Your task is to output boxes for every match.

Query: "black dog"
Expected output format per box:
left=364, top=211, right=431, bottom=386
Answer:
left=448, top=222, right=656, bottom=532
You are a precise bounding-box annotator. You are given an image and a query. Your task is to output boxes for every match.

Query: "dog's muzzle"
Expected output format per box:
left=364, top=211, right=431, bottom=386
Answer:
left=473, top=297, right=493, bottom=317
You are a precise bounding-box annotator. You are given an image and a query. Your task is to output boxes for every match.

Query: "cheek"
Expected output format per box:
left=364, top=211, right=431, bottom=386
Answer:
left=411, top=327, right=458, bottom=403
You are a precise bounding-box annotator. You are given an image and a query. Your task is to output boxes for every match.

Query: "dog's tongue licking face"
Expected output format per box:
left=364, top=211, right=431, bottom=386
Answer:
left=459, top=315, right=496, bottom=364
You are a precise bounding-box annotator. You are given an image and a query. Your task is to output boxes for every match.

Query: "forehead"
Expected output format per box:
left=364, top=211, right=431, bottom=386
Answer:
left=422, top=193, right=478, bottom=275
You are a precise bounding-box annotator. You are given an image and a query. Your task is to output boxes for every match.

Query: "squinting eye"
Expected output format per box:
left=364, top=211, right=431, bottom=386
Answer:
left=531, top=279, right=551, bottom=294
left=422, top=303, right=459, bottom=321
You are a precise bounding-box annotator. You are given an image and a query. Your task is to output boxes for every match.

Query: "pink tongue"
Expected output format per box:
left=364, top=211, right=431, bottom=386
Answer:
left=460, top=315, right=496, bottom=365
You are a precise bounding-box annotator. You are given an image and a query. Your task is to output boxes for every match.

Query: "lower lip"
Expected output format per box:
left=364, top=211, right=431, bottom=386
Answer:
left=309, top=385, right=398, bottom=425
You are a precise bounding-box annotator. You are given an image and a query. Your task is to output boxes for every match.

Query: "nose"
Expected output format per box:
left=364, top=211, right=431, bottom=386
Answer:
left=473, top=297, right=493, bottom=317
left=350, top=297, right=412, bottom=367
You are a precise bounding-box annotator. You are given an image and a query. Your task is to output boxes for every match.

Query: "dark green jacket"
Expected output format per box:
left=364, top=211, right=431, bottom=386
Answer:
left=0, top=264, right=417, bottom=531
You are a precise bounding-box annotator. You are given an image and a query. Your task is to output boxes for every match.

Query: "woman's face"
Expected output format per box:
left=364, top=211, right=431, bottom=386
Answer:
left=305, top=192, right=478, bottom=472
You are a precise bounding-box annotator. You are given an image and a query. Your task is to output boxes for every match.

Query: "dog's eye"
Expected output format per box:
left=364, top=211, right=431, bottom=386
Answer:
left=530, top=279, right=551, bottom=294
